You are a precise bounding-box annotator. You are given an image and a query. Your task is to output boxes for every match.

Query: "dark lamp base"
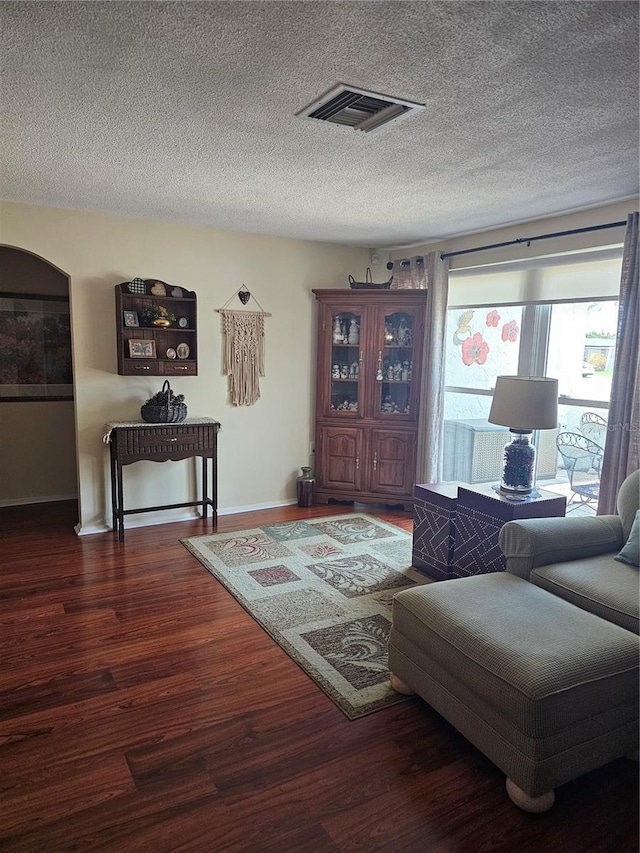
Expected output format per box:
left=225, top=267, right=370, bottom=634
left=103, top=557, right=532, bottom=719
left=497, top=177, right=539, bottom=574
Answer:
left=500, top=430, right=536, bottom=494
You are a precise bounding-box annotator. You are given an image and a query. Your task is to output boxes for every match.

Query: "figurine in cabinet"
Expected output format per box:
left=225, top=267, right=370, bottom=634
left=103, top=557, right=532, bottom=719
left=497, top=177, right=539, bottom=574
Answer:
left=333, top=318, right=343, bottom=344
left=348, top=319, right=359, bottom=344
left=397, top=320, right=412, bottom=346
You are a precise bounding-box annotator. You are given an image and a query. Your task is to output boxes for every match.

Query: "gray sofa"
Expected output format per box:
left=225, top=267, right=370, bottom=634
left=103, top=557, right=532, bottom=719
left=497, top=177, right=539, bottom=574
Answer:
left=498, top=468, right=639, bottom=633
left=389, top=470, right=639, bottom=812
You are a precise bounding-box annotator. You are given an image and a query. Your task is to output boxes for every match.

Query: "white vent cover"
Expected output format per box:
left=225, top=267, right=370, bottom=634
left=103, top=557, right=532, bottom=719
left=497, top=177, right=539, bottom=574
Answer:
left=296, top=83, right=425, bottom=133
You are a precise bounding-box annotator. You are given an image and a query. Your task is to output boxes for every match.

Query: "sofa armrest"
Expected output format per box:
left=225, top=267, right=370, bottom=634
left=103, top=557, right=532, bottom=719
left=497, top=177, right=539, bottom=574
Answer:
left=498, top=515, right=623, bottom=580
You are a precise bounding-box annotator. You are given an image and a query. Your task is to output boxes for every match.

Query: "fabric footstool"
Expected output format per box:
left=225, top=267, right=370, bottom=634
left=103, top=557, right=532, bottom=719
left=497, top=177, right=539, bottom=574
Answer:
left=388, top=572, right=639, bottom=811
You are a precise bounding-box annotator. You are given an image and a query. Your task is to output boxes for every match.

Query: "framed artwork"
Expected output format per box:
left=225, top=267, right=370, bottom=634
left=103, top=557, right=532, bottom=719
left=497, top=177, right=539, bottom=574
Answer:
left=123, top=310, right=139, bottom=327
left=0, top=293, right=73, bottom=401
left=128, top=339, right=156, bottom=359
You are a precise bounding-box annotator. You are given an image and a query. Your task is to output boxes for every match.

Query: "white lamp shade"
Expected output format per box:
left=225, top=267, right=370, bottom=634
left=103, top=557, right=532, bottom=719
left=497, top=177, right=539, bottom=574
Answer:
left=488, top=376, right=559, bottom=431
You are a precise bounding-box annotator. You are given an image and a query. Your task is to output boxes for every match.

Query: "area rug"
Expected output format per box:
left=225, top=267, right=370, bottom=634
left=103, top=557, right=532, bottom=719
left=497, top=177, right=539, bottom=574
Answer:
left=180, top=513, right=429, bottom=719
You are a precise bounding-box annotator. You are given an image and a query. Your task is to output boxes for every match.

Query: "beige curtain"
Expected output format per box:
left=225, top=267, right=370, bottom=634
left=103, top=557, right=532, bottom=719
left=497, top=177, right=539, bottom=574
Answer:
left=391, top=253, right=450, bottom=484
left=416, top=252, right=450, bottom=483
left=598, top=211, right=639, bottom=513
left=390, top=255, right=427, bottom=289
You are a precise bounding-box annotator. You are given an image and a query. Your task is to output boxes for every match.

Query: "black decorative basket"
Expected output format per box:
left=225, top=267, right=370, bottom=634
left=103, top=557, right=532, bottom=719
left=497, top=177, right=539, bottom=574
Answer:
left=140, top=380, right=187, bottom=423
left=348, top=267, right=393, bottom=289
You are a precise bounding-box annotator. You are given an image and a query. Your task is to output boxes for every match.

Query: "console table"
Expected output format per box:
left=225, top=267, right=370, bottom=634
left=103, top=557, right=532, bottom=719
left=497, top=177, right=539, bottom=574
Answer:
left=412, top=482, right=566, bottom=580
left=105, top=418, right=220, bottom=541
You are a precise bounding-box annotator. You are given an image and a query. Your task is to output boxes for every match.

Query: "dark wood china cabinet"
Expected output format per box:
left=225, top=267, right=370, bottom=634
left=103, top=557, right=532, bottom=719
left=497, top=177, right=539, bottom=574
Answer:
left=312, top=289, right=428, bottom=508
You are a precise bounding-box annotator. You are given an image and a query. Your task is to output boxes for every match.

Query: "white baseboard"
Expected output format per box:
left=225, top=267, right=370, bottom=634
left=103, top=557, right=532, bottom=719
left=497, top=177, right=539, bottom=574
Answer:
left=75, top=498, right=298, bottom=536
left=0, top=493, right=77, bottom=508
left=219, top=498, right=297, bottom=515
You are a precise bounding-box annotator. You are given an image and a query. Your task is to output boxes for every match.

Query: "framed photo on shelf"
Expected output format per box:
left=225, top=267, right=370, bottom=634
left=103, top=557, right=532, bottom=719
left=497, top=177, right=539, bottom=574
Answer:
left=123, top=310, right=139, bottom=327
left=128, top=339, right=156, bottom=358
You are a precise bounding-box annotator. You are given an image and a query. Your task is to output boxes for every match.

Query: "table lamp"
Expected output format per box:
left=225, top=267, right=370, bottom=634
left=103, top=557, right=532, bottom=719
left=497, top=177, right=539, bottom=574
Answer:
left=488, top=376, right=559, bottom=495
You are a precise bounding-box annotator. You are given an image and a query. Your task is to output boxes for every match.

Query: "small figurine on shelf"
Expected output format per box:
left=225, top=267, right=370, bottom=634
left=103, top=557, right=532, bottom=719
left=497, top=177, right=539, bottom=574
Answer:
left=333, top=318, right=343, bottom=344
left=340, top=365, right=349, bottom=378
left=387, top=365, right=394, bottom=380
left=348, top=319, right=359, bottom=345
left=402, top=360, right=409, bottom=381
left=393, top=361, right=403, bottom=380
left=397, top=320, right=412, bottom=346
left=384, top=322, right=395, bottom=344
left=332, top=364, right=341, bottom=378
left=141, top=305, right=176, bottom=327
left=350, top=360, right=359, bottom=378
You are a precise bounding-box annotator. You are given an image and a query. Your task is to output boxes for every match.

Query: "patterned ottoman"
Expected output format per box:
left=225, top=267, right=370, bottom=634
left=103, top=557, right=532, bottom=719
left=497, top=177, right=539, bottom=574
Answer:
left=388, top=572, right=639, bottom=811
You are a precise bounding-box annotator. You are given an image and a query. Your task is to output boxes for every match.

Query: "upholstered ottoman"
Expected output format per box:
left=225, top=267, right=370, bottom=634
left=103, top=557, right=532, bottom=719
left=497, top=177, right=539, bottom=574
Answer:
left=388, top=573, right=639, bottom=811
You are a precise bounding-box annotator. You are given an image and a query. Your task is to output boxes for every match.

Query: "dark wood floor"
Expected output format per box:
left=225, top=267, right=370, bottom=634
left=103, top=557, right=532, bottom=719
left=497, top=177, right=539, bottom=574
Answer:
left=0, top=500, right=637, bottom=852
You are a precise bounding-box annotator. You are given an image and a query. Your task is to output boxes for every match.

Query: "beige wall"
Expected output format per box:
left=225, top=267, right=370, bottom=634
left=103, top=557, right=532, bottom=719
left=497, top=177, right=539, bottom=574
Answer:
left=0, top=201, right=369, bottom=533
left=0, top=402, right=77, bottom=504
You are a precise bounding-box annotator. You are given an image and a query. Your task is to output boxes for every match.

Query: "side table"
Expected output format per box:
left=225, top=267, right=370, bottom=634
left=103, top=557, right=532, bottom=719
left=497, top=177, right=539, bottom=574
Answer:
left=105, top=418, right=221, bottom=542
left=412, top=482, right=566, bottom=580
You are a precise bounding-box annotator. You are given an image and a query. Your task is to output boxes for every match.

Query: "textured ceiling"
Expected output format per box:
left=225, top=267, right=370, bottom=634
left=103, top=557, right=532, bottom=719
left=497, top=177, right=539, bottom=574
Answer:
left=1, top=1, right=638, bottom=248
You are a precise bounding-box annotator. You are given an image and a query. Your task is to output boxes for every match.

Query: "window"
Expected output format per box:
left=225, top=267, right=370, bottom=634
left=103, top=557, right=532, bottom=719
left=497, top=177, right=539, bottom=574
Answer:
left=442, top=250, right=622, bottom=485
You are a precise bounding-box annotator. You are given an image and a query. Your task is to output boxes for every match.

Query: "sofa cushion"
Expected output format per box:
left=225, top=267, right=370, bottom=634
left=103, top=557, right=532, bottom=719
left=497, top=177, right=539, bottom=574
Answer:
left=615, top=509, right=639, bottom=567
left=617, top=469, right=640, bottom=542
left=531, top=555, right=640, bottom=633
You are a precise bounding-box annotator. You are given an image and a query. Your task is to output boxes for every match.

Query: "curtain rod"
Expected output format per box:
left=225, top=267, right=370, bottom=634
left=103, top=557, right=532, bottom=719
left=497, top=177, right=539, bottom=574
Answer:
left=439, top=220, right=627, bottom=261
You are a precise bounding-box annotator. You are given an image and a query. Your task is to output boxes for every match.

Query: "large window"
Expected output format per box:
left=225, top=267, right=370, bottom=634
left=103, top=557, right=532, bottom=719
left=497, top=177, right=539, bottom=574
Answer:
left=442, top=250, right=622, bottom=485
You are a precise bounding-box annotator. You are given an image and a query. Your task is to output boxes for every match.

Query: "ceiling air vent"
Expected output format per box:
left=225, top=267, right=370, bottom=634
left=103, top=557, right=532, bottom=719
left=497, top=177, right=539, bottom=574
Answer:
left=296, top=83, right=424, bottom=133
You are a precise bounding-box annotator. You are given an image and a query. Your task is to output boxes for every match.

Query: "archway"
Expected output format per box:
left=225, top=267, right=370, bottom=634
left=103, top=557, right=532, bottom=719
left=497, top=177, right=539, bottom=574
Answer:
left=0, top=246, right=78, bottom=521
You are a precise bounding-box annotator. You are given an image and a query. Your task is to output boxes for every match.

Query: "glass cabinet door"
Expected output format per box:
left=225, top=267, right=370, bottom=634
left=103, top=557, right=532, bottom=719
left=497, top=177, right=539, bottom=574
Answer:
left=329, top=310, right=362, bottom=413
left=375, top=311, right=415, bottom=417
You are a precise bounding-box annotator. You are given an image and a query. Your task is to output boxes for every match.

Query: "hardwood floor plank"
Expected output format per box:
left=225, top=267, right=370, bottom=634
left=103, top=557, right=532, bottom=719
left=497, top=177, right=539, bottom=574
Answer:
left=0, top=753, right=134, bottom=838
left=0, top=500, right=636, bottom=853
left=0, top=667, right=117, bottom=720
left=0, top=764, right=218, bottom=853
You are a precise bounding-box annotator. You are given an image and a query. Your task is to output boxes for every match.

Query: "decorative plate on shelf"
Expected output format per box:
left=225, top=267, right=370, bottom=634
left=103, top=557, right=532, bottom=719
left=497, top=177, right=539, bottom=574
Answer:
left=176, top=342, right=190, bottom=359
left=171, top=287, right=184, bottom=298
left=145, top=279, right=168, bottom=296
left=178, top=316, right=188, bottom=328
left=166, top=347, right=177, bottom=359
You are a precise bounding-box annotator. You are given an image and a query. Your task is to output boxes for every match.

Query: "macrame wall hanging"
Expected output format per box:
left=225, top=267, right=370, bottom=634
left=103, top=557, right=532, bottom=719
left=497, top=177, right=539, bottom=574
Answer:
left=217, top=286, right=271, bottom=406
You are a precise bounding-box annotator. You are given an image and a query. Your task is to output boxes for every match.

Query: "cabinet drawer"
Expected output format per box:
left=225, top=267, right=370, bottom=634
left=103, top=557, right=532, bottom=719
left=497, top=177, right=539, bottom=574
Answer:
left=161, top=361, right=197, bottom=376
left=125, top=359, right=160, bottom=375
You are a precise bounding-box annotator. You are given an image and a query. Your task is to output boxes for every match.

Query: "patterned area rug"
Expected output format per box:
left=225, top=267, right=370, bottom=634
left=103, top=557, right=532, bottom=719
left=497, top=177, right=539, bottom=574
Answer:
left=181, top=514, right=428, bottom=719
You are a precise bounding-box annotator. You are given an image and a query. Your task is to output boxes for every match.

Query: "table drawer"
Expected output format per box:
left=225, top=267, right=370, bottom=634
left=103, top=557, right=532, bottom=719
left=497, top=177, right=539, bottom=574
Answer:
left=116, top=424, right=217, bottom=461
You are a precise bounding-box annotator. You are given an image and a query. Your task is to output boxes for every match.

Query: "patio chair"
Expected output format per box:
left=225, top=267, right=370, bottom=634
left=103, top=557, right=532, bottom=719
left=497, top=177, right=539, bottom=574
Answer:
left=579, top=411, right=608, bottom=446
left=556, top=431, right=604, bottom=511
